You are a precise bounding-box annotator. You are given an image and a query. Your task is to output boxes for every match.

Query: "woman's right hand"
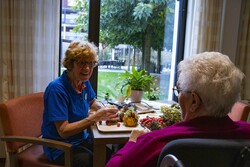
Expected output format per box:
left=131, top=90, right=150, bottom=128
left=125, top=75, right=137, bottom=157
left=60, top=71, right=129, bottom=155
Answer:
left=94, top=106, right=119, bottom=122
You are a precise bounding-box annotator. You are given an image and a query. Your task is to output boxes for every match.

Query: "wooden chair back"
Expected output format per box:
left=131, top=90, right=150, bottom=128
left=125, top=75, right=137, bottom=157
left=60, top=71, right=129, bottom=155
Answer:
left=229, top=101, right=250, bottom=121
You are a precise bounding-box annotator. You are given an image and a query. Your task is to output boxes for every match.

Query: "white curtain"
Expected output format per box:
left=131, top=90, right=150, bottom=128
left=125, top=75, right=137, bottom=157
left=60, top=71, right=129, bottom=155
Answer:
left=0, top=0, right=60, bottom=102
left=236, top=0, right=250, bottom=100
left=184, top=0, right=224, bottom=57
left=184, top=0, right=250, bottom=100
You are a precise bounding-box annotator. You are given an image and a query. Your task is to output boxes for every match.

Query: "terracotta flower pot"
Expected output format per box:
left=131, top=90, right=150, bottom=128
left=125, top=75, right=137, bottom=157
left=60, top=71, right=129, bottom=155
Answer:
left=130, top=90, right=143, bottom=103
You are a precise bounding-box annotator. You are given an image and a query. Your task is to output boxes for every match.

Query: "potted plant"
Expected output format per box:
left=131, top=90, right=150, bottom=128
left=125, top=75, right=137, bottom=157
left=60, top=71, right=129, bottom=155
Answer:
left=115, top=84, right=130, bottom=103
left=117, top=66, right=154, bottom=102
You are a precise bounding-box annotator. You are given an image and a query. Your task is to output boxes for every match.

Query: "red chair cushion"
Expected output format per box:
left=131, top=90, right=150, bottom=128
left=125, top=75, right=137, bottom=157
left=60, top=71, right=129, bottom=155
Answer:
left=18, top=145, right=63, bottom=167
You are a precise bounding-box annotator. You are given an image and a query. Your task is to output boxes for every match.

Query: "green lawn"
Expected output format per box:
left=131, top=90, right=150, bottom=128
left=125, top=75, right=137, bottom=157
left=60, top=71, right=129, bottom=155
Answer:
left=97, top=70, right=170, bottom=101
left=97, top=71, right=123, bottom=100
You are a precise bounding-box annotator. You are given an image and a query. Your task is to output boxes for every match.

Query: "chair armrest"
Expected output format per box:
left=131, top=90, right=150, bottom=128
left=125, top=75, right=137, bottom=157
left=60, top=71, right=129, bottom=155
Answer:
left=1, top=136, right=72, bottom=167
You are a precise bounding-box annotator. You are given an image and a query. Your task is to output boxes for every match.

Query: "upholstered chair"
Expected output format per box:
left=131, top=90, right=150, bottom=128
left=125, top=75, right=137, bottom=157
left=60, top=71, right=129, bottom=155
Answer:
left=0, top=92, right=72, bottom=167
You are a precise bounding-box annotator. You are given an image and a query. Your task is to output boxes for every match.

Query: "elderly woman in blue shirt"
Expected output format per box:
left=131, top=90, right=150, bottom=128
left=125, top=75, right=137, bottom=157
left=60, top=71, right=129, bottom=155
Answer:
left=42, top=40, right=118, bottom=167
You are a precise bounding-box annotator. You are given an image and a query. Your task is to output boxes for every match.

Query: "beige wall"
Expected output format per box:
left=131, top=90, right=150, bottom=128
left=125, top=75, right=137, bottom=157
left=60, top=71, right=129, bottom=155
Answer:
left=221, top=0, right=242, bottom=62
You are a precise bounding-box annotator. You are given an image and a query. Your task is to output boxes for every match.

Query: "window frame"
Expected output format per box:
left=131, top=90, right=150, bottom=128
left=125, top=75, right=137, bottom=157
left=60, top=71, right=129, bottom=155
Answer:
left=88, top=0, right=100, bottom=94
left=61, top=0, right=188, bottom=101
left=173, top=0, right=188, bottom=101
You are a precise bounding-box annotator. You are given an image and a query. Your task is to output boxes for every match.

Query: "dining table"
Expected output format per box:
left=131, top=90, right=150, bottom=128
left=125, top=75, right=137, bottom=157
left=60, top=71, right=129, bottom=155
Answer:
left=90, top=124, right=131, bottom=167
left=90, top=100, right=176, bottom=167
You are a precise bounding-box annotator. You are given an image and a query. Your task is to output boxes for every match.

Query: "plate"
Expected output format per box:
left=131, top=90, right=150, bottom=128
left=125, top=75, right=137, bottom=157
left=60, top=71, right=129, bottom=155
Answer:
left=133, top=103, right=156, bottom=114
left=140, top=112, right=163, bottom=118
left=96, top=121, right=144, bottom=132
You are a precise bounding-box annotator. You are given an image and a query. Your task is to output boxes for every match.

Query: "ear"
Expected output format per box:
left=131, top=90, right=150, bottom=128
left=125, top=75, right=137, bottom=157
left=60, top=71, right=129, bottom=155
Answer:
left=190, top=92, right=202, bottom=112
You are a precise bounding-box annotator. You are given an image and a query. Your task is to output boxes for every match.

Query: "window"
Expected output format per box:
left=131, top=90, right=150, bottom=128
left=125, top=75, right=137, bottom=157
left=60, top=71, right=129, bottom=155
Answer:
left=60, top=0, right=187, bottom=101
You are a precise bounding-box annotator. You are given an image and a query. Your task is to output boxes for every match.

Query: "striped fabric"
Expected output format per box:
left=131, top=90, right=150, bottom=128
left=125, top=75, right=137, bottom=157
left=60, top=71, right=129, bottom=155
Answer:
left=236, top=0, right=250, bottom=99
left=184, top=0, right=224, bottom=57
left=184, top=0, right=250, bottom=100
left=0, top=0, right=60, bottom=102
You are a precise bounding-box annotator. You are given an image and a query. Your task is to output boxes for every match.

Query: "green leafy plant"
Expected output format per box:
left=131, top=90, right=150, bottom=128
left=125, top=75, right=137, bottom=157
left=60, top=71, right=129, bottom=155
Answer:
left=116, top=66, right=154, bottom=97
left=146, top=87, right=160, bottom=100
left=104, top=92, right=111, bottom=101
left=115, top=84, right=131, bottom=99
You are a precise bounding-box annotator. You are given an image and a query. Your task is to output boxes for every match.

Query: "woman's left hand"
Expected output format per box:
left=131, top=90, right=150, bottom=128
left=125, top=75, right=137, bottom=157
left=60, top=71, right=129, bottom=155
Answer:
left=129, top=129, right=151, bottom=142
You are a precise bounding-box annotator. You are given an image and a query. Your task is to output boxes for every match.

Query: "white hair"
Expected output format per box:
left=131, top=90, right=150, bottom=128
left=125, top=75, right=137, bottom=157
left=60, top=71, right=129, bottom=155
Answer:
left=177, top=52, right=245, bottom=117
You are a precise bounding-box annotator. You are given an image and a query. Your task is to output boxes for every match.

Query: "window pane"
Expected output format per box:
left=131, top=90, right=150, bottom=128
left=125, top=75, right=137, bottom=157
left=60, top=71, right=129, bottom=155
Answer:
left=98, top=0, right=179, bottom=101
left=60, top=0, right=180, bottom=102
left=61, top=0, right=89, bottom=73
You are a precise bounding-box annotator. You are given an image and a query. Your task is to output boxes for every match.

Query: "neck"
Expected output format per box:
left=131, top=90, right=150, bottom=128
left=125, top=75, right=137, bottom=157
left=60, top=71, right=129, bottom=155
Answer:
left=67, top=71, right=83, bottom=93
left=184, top=105, right=209, bottom=121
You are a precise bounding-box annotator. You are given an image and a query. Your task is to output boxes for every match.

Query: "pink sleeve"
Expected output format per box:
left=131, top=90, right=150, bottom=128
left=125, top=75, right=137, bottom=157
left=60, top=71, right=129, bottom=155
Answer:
left=106, top=141, right=135, bottom=167
left=106, top=135, right=163, bottom=167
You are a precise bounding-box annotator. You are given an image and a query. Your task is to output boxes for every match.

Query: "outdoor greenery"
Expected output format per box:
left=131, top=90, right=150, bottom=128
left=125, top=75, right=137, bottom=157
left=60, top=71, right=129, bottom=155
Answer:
left=72, top=0, right=88, bottom=33
left=100, top=0, right=175, bottom=73
left=97, top=71, right=122, bottom=100
left=116, top=66, right=154, bottom=97
left=70, top=0, right=175, bottom=101
left=72, top=0, right=175, bottom=74
left=97, top=70, right=160, bottom=101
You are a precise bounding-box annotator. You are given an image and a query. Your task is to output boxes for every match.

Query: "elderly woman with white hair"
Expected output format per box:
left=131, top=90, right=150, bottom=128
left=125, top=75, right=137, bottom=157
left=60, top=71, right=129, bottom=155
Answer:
left=106, top=52, right=250, bottom=167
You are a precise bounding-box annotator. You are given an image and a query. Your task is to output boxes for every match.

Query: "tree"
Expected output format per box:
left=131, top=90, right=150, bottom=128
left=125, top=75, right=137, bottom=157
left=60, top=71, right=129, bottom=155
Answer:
left=72, top=0, right=89, bottom=35
left=73, top=0, right=175, bottom=73
left=101, top=0, right=171, bottom=73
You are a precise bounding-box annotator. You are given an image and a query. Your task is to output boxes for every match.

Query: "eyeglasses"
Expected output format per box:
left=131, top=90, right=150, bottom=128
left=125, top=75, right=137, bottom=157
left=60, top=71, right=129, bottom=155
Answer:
left=172, top=86, right=191, bottom=97
left=76, top=61, right=98, bottom=68
left=172, top=86, right=181, bottom=97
